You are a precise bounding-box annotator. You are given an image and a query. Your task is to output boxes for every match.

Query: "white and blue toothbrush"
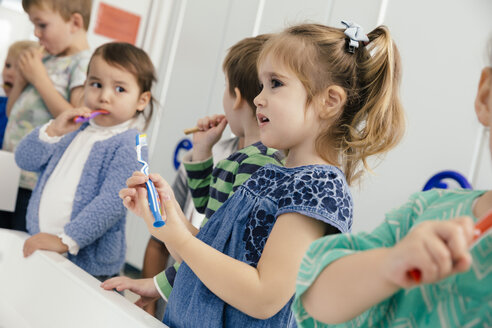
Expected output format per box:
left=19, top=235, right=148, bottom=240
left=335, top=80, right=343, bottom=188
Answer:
left=136, top=134, right=165, bottom=227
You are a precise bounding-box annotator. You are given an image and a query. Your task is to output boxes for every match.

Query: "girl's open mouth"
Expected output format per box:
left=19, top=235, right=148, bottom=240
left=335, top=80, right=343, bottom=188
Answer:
left=257, top=113, right=270, bottom=126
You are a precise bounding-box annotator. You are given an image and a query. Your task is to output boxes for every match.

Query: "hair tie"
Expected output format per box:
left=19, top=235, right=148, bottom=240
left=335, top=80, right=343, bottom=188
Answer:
left=341, top=20, right=369, bottom=54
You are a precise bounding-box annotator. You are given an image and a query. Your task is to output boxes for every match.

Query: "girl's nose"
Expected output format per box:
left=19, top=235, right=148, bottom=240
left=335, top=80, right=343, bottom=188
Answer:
left=254, top=91, right=265, bottom=108
left=99, top=88, right=111, bottom=103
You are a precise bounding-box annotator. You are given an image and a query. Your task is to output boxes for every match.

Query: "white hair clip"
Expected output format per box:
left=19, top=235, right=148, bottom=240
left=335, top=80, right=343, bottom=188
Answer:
left=341, top=20, right=369, bottom=54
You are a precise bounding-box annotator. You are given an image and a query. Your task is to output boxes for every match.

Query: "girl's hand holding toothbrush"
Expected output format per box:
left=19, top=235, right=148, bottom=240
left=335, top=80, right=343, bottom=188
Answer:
left=120, top=171, right=173, bottom=219
left=46, top=106, right=96, bottom=137
left=119, top=172, right=194, bottom=248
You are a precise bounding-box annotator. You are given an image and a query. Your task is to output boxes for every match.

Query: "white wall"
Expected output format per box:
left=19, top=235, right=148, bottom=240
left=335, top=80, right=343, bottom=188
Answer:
left=351, top=0, right=492, bottom=233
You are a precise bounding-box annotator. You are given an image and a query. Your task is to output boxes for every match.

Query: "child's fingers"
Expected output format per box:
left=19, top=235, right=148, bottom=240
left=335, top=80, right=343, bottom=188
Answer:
left=215, top=116, right=228, bottom=131
left=452, top=216, right=476, bottom=244
left=23, top=247, right=34, bottom=257
left=148, top=173, right=173, bottom=195
left=422, top=237, right=453, bottom=281
left=160, top=192, right=174, bottom=218
left=100, top=276, right=129, bottom=291
left=119, top=187, right=136, bottom=201
left=196, top=115, right=226, bottom=131
left=210, top=114, right=226, bottom=124
left=134, top=297, right=146, bottom=308
left=452, top=253, right=472, bottom=274
left=435, top=220, right=472, bottom=262
left=122, top=196, right=134, bottom=210
left=405, top=244, right=438, bottom=285
left=36, top=46, right=44, bottom=59
left=72, top=106, right=93, bottom=117
left=126, top=173, right=148, bottom=188
left=23, top=241, right=32, bottom=257
left=196, top=116, right=208, bottom=131
left=22, top=237, right=39, bottom=258
left=147, top=173, right=165, bottom=185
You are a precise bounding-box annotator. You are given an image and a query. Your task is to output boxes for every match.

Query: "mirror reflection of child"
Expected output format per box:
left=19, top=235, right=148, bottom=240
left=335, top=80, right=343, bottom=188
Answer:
left=0, top=40, right=40, bottom=230
left=16, top=43, right=156, bottom=280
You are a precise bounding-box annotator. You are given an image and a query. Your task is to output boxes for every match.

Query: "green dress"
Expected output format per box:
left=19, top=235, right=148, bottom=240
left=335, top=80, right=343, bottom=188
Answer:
left=293, top=189, right=492, bottom=327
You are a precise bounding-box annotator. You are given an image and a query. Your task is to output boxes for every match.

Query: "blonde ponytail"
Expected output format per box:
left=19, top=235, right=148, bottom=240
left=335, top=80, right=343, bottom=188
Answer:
left=341, top=26, right=405, bottom=183
left=259, top=23, right=405, bottom=185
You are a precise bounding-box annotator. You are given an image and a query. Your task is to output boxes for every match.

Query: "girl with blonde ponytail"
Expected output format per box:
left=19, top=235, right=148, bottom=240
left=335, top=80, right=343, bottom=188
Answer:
left=106, top=21, right=404, bottom=328
left=265, top=23, right=405, bottom=184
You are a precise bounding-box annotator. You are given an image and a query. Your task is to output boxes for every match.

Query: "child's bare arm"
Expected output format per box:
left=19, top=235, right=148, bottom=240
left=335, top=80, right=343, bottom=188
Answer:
left=301, top=217, right=475, bottom=324
left=18, top=48, right=82, bottom=117
left=149, top=193, right=326, bottom=319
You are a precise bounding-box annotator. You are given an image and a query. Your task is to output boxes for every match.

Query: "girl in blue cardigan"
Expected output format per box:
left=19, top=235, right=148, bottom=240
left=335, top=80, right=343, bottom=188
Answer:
left=16, top=42, right=156, bottom=279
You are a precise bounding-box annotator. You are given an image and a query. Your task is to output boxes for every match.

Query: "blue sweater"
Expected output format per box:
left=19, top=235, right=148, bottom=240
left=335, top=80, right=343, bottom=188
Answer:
left=15, top=123, right=146, bottom=276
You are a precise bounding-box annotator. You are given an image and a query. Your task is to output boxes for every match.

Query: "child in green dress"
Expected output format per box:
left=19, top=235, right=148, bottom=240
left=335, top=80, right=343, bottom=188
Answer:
left=293, top=40, right=492, bottom=328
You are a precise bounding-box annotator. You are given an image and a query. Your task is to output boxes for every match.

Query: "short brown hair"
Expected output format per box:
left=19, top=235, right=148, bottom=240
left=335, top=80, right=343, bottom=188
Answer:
left=222, top=34, right=271, bottom=114
left=7, top=40, right=40, bottom=60
left=22, top=0, right=92, bottom=30
left=89, top=42, right=157, bottom=130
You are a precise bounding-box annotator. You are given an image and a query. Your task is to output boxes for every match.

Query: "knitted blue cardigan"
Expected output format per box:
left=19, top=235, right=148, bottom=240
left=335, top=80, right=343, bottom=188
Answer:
left=15, top=123, right=146, bottom=276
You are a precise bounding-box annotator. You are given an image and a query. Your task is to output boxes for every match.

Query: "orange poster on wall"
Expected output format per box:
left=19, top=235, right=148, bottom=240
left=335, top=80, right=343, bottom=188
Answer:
left=94, top=3, right=141, bottom=45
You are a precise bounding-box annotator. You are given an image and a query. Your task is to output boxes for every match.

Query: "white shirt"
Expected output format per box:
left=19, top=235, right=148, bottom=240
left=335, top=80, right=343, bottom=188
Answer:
left=38, top=119, right=135, bottom=254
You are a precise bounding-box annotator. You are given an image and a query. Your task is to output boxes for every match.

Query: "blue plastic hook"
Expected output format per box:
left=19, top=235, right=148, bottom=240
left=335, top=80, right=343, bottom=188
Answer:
left=173, top=138, right=193, bottom=170
left=422, top=170, right=472, bottom=191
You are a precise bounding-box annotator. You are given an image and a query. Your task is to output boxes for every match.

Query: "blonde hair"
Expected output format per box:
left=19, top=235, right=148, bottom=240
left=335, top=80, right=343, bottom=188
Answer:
left=258, top=23, right=405, bottom=185
left=22, top=0, right=92, bottom=30
left=7, top=40, right=40, bottom=59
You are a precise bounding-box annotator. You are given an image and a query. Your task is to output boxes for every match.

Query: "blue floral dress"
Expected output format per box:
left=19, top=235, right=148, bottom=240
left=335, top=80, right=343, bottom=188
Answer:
left=164, top=164, right=353, bottom=328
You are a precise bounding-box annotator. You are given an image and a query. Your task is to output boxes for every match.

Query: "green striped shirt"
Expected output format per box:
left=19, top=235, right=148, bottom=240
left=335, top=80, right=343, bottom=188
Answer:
left=155, top=141, right=283, bottom=299
left=293, top=189, right=492, bottom=328
left=184, top=141, right=283, bottom=226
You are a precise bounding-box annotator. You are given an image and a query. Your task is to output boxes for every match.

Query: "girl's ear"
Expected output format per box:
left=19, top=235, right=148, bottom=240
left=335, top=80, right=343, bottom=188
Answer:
left=233, top=87, right=244, bottom=110
left=475, top=67, right=492, bottom=127
left=137, top=91, right=151, bottom=112
left=318, top=85, right=346, bottom=120
left=70, top=13, right=84, bottom=32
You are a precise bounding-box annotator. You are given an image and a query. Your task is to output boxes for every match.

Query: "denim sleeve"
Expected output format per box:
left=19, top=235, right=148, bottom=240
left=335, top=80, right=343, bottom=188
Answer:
left=276, top=167, right=353, bottom=233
